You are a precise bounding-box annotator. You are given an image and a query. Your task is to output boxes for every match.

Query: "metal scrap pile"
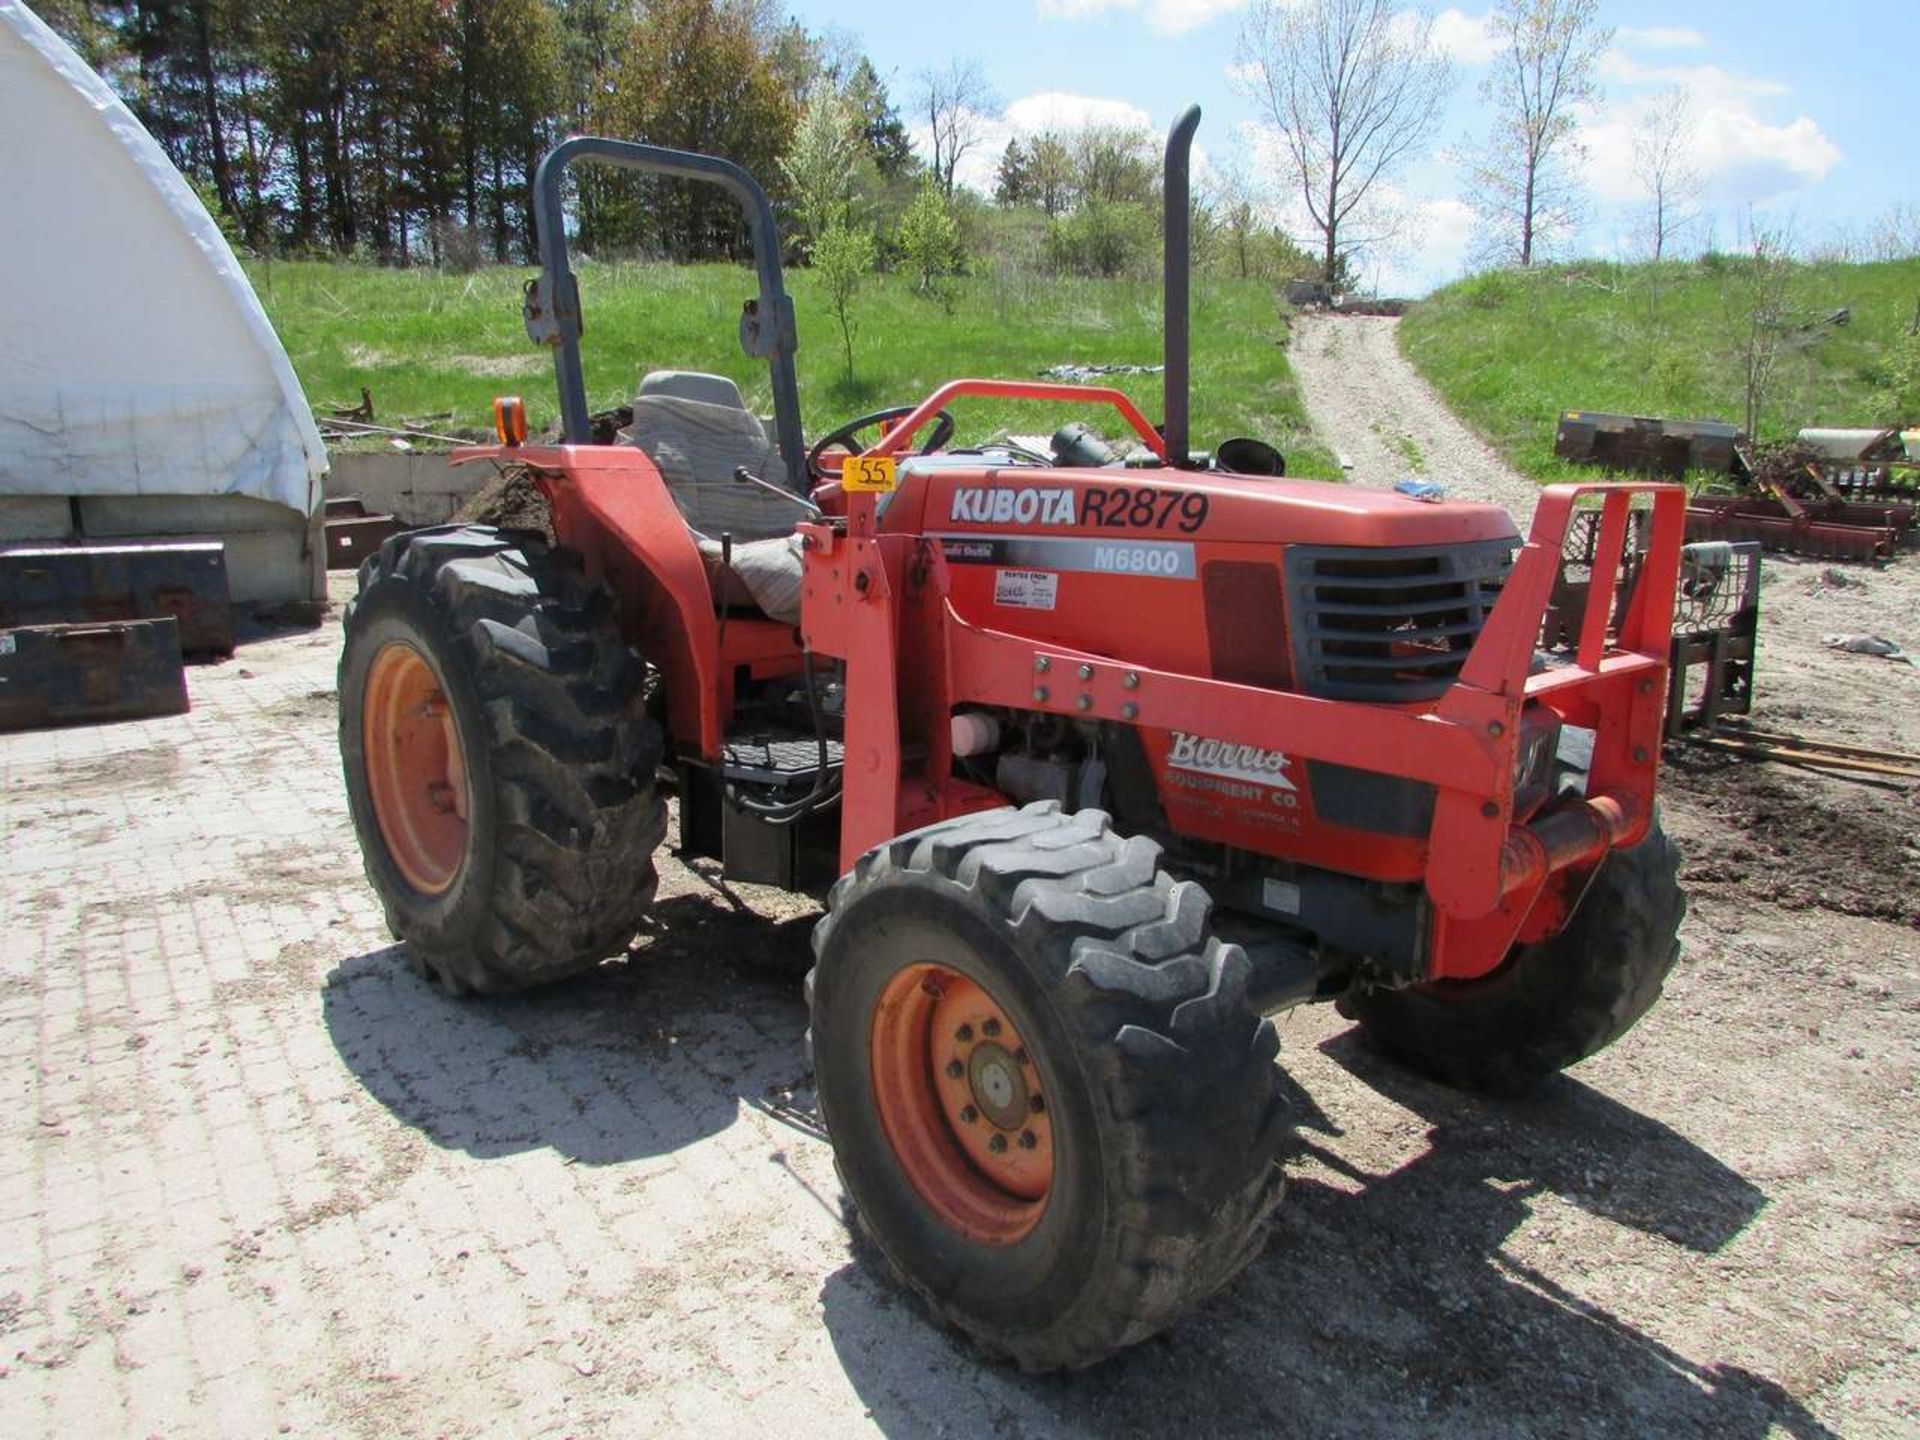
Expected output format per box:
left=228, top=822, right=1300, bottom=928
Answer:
left=1554, top=410, right=1917, bottom=562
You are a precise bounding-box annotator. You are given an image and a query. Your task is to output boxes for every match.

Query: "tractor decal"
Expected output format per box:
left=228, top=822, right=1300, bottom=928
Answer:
left=949, top=486, right=1078, bottom=525
left=1081, top=486, right=1210, bottom=532
left=1165, top=731, right=1298, bottom=791
left=932, top=533, right=1197, bottom=579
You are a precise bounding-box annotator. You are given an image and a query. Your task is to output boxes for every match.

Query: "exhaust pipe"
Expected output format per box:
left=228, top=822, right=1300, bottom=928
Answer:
left=1162, top=104, right=1200, bottom=469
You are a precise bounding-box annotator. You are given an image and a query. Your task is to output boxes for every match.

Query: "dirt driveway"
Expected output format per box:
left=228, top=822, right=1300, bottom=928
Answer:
left=2, top=392, right=1916, bottom=1432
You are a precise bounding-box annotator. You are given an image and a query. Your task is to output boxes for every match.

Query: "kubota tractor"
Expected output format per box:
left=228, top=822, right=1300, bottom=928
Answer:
left=338, top=108, right=1688, bottom=1370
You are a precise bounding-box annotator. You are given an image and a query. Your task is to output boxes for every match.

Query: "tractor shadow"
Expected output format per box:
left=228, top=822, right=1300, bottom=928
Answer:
left=819, top=1029, right=1836, bottom=1439
left=321, top=892, right=818, bottom=1165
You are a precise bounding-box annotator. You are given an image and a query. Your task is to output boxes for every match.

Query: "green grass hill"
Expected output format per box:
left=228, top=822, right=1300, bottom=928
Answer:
left=1400, top=256, right=1920, bottom=480
left=251, top=260, right=1336, bottom=477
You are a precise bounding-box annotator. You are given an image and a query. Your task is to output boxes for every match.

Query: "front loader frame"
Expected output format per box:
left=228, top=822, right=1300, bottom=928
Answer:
left=801, top=469, right=1685, bottom=983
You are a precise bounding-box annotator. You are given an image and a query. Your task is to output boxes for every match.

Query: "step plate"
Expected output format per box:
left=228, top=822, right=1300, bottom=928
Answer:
left=721, top=735, right=844, bottom=786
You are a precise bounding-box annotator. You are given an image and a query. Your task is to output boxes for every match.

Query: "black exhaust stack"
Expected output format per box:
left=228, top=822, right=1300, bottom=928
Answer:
left=1163, top=104, right=1200, bottom=468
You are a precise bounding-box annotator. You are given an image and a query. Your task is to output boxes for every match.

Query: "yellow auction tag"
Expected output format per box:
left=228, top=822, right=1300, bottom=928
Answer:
left=842, top=454, right=898, bottom=493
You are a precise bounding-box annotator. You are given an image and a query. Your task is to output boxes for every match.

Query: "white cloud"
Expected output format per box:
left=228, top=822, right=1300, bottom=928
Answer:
left=1004, top=92, right=1154, bottom=134
left=1036, top=0, right=1247, bottom=37
left=909, top=91, right=1164, bottom=195
left=1615, top=25, right=1706, bottom=50
left=1373, top=195, right=1477, bottom=296
left=1599, top=51, right=1787, bottom=101
left=1430, top=8, right=1501, bottom=65
left=1580, top=54, right=1841, bottom=212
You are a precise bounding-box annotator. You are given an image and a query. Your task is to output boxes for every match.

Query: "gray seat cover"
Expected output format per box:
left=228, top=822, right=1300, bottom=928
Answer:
left=629, top=371, right=805, bottom=622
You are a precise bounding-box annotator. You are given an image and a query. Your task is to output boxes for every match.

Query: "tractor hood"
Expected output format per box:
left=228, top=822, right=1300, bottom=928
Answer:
left=887, top=463, right=1522, bottom=550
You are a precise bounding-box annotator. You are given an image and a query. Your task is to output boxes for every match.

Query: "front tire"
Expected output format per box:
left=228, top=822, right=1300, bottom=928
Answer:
left=1346, top=819, right=1685, bottom=1094
left=808, top=802, right=1287, bottom=1370
left=339, top=525, right=666, bottom=993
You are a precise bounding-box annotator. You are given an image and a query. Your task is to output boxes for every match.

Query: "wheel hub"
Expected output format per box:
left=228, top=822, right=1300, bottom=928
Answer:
left=869, top=964, right=1055, bottom=1245
left=362, top=641, right=470, bottom=895
left=966, top=1041, right=1028, bottom=1131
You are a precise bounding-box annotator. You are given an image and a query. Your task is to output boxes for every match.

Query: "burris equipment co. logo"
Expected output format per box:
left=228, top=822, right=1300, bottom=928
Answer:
left=1165, top=731, right=1297, bottom=791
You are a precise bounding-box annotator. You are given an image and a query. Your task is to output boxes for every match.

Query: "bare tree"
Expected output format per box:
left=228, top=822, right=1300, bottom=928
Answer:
left=1631, top=86, right=1702, bottom=260
left=916, top=59, right=997, bottom=198
left=1465, top=0, right=1610, bottom=266
left=1238, top=0, right=1453, bottom=286
left=1723, top=217, right=1799, bottom=439
left=1868, top=202, right=1920, bottom=262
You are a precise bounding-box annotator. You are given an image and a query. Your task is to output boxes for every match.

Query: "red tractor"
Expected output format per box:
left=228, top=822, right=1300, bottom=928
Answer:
left=339, top=108, right=1687, bottom=1370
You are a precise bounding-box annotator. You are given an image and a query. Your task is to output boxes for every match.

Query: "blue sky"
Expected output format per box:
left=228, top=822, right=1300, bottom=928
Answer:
left=788, top=0, right=1916, bottom=293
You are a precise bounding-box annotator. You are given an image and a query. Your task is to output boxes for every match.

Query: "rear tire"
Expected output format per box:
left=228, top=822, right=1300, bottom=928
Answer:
left=339, top=525, right=666, bottom=993
left=1346, top=819, right=1685, bottom=1094
left=808, top=802, right=1287, bottom=1371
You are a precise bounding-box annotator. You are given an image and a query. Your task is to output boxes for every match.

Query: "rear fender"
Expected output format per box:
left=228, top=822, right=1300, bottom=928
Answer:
left=454, top=443, right=729, bottom=757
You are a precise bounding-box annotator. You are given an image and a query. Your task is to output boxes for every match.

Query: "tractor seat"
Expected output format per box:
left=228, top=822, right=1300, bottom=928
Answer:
left=629, top=371, right=805, bottom=623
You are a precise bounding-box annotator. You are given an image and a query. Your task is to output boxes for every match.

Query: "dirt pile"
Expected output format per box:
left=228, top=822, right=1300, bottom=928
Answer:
left=452, top=463, right=553, bottom=540
left=1660, top=746, right=1920, bottom=925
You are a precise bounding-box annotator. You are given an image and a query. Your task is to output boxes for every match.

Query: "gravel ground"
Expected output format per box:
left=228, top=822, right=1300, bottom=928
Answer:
left=1288, top=312, right=1544, bottom=520
left=2, top=330, right=1917, bottom=1435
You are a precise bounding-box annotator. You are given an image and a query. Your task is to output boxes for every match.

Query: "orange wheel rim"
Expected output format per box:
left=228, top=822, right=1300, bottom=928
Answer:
left=870, top=964, right=1054, bottom=1246
left=362, top=641, right=469, bottom=895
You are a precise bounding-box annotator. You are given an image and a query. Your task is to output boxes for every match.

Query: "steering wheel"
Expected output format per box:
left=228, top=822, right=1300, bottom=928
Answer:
left=808, top=405, right=957, bottom=483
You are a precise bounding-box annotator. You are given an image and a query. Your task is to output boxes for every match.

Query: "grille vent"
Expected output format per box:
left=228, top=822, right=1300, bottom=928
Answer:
left=1285, top=541, right=1514, bottom=702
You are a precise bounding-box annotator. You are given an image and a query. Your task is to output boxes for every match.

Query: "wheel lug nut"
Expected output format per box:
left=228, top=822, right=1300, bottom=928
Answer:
left=1019, top=1130, right=1037, bottom=1149
left=945, top=1059, right=964, bottom=1079
left=988, top=1133, right=1007, bottom=1153
left=981, top=1017, right=1001, bottom=1037
left=954, top=1023, right=973, bottom=1043
left=959, top=1105, right=978, bottom=1124
left=921, top=978, right=944, bottom=999
left=1029, top=1094, right=1045, bottom=1113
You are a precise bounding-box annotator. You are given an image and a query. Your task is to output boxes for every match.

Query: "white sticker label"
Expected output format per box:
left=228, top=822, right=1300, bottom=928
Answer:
left=994, top=569, right=1058, bottom=610
left=0, top=633, right=14, bottom=656
left=1262, top=877, right=1302, bottom=915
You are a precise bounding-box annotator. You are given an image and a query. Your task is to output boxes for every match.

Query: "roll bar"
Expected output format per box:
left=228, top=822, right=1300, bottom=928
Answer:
left=526, top=137, right=807, bottom=492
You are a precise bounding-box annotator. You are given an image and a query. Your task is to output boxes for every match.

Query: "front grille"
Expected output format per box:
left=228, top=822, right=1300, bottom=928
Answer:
left=1285, top=541, right=1514, bottom=701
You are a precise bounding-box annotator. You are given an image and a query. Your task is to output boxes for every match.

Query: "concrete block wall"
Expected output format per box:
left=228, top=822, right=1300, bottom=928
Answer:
left=0, top=493, right=323, bottom=605
left=325, top=452, right=491, bottom=527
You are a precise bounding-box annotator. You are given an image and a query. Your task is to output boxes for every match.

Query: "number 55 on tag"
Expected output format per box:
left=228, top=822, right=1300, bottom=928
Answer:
left=842, top=455, right=897, bottom=493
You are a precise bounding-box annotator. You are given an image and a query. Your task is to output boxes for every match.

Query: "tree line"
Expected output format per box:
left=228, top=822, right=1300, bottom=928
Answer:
left=38, top=0, right=1316, bottom=286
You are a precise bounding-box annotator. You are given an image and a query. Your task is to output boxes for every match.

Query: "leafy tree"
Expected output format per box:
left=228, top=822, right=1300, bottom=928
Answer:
left=1028, top=133, right=1075, bottom=218
left=1465, top=0, right=1610, bottom=266
left=40, top=0, right=793, bottom=266
left=1046, top=200, right=1154, bottom=278
left=553, top=0, right=628, bottom=257
left=812, top=216, right=878, bottom=384
left=600, top=0, right=798, bottom=260
left=844, top=57, right=915, bottom=180
left=783, top=86, right=868, bottom=249
left=1874, top=327, right=1920, bottom=427
left=1071, top=126, right=1155, bottom=206
left=995, top=138, right=1033, bottom=207
left=897, top=181, right=965, bottom=303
